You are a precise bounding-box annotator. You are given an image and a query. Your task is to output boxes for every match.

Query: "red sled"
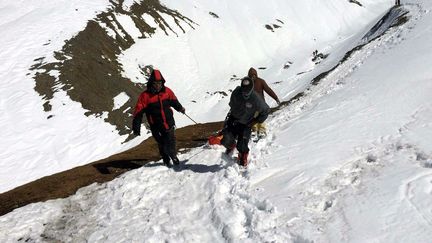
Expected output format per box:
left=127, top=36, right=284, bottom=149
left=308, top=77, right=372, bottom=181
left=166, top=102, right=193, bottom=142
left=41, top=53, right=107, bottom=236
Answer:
left=208, top=131, right=223, bottom=145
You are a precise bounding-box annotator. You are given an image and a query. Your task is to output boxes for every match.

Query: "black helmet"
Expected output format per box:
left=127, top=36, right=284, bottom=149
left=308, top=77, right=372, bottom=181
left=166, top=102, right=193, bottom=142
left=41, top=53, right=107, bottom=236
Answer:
left=240, top=77, right=254, bottom=99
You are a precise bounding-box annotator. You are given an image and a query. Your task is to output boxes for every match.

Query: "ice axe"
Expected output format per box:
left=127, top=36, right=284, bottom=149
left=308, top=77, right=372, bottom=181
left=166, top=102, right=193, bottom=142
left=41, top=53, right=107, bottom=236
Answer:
left=183, top=112, right=199, bottom=125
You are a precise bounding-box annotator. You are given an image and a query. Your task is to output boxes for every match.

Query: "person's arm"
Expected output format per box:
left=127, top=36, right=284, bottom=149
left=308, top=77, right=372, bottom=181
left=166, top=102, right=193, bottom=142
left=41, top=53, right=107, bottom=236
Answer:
left=255, top=101, right=270, bottom=124
left=248, top=97, right=270, bottom=127
left=166, top=88, right=185, bottom=113
left=132, top=111, right=144, bottom=135
left=262, top=80, right=280, bottom=104
left=132, top=93, right=148, bottom=135
left=226, top=88, right=239, bottom=125
left=229, top=87, right=240, bottom=110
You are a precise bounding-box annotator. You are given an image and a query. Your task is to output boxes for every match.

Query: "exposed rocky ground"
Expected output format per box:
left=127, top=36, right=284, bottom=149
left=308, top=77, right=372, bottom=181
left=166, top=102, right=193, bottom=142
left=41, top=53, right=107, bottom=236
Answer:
left=31, top=0, right=196, bottom=139
left=0, top=122, right=222, bottom=216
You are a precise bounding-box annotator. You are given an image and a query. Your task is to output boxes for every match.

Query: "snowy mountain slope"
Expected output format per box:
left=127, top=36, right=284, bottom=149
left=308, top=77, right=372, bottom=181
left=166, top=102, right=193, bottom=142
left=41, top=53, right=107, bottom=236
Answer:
left=120, top=0, right=395, bottom=129
left=249, top=3, right=432, bottom=242
left=0, top=0, right=124, bottom=193
left=0, top=0, right=392, bottom=193
left=0, top=148, right=293, bottom=242
left=2, top=1, right=432, bottom=242
left=0, top=0, right=200, bottom=193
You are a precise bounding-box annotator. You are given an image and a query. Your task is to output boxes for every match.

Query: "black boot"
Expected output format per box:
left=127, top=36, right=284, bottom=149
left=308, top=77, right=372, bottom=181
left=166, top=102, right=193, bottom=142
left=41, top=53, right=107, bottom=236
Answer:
left=172, top=157, right=180, bottom=165
left=163, top=157, right=172, bottom=168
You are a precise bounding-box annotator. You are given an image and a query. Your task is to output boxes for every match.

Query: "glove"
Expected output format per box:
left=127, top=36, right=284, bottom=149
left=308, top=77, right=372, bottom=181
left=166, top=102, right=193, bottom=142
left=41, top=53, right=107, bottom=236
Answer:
left=133, top=129, right=140, bottom=136
left=180, top=107, right=186, bottom=114
left=132, top=118, right=141, bottom=136
left=276, top=99, right=281, bottom=105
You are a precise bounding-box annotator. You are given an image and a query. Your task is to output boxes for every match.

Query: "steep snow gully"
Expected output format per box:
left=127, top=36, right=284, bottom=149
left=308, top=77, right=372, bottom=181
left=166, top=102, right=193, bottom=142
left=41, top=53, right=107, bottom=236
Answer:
left=1, top=3, right=429, bottom=243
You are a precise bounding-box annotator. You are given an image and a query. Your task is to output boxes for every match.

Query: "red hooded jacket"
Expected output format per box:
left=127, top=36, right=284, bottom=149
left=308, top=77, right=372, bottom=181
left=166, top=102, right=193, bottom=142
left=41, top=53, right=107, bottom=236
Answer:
left=132, top=70, right=183, bottom=133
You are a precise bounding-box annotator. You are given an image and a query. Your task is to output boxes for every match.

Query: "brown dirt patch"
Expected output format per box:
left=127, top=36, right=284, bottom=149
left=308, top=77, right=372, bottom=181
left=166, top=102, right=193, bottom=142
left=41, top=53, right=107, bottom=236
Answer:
left=30, top=0, right=196, bottom=139
left=0, top=121, right=222, bottom=216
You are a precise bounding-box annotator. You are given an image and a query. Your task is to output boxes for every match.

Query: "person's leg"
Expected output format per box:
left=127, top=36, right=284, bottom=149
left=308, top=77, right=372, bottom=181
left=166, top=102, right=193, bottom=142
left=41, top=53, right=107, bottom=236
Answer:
left=165, top=127, right=180, bottom=165
left=151, top=127, right=171, bottom=166
left=236, top=124, right=252, bottom=166
left=221, top=119, right=237, bottom=154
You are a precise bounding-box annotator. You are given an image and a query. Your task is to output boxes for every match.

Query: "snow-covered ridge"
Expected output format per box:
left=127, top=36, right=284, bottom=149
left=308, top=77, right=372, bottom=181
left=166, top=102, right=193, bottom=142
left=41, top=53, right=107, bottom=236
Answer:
left=0, top=0, right=392, bottom=193
left=117, top=1, right=398, bottom=145
left=2, top=2, right=432, bottom=241
left=4, top=0, right=432, bottom=242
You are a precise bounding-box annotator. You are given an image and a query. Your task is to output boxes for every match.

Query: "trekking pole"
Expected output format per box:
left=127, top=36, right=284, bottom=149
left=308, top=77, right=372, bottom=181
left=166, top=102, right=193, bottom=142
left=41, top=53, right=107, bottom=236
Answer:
left=184, top=113, right=199, bottom=125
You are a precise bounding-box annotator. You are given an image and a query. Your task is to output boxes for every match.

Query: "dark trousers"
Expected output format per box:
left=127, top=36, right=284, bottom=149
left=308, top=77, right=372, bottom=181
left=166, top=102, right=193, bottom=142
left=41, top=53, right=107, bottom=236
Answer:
left=221, top=118, right=252, bottom=153
left=150, top=126, right=177, bottom=162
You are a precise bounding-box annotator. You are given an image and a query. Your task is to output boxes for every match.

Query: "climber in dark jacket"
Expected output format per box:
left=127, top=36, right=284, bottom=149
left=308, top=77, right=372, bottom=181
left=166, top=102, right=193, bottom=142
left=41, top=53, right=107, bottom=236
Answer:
left=132, top=69, right=185, bottom=167
left=221, top=76, right=270, bottom=167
